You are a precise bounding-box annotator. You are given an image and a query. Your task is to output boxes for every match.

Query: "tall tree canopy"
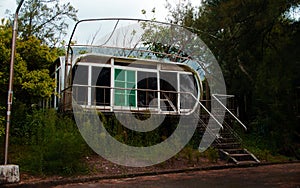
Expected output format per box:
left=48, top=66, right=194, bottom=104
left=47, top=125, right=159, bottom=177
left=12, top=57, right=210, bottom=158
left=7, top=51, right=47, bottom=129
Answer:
left=17, top=0, right=78, bottom=47
left=167, top=0, right=300, bottom=156
left=0, top=0, right=78, bottom=104
left=0, top=0, right=78, bottom=135
left=0, top=21, right=59, bottom=105
left=0, top=21, right=57, bottom=136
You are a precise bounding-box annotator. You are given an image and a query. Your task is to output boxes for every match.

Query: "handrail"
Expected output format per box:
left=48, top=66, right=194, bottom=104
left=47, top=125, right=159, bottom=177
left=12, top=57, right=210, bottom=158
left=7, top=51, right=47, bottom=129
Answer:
left=197, top=118, right=223, bottom=145
left=188, top=93, right=224, bottom=129
left=62, top=84, right=249, bottom=147
left=71, top=85, right=182, bottom=114
left=161, top=93, right=177, bottom=112
left=67, top=84, right=225, bottom=129
left=72, top=84, right=184, bottom=94
left=207, top=109, right=243, bottom=142
left=212, top=94, right=247, bottom=131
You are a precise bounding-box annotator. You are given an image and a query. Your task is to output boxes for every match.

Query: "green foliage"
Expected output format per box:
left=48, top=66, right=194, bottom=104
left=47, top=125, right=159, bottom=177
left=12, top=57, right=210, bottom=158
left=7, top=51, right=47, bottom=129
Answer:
left=0, top=0, right=82, bottom=176
left=17, top=36, right=60, bottom=70
left=99, top=114, right=182, bottom=148
left=177, top=146, right=219, bottom=163
left=179, top=147, right=201, bottom=163
left=241, top=133, right=294, bottom=162
left=166, top=0, right=196, bottom=26
left=0, top=106, right=5, bottom=137
left=166, top=0, right=300, bottom=157
left=202, top=147, right=219, bottom=163
left=0, top=20, right=59, bottom=105
left=22, top=69, right=55, bottom=100
left=16, top=0, right=78, bottom=47
left=12, top=109, right=88, bottom=175
left=0, top=23, right=19, bottom=93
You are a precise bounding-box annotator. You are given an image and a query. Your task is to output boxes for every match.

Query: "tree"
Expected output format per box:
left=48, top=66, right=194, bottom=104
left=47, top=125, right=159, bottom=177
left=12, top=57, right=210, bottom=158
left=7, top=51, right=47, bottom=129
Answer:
left=16, top=0, right=78, bottom=47
left=0, top=19, right=61, bottom=135
left=0, top=0, right=78, bottom=136
left=196, top=0, right=300, bottom=125
left=0, top=20, right=58, bottom=105
left=166, top=0, right=300, bottom=156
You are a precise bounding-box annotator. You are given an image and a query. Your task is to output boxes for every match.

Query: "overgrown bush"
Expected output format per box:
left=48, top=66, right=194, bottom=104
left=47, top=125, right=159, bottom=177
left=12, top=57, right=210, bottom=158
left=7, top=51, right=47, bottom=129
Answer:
left=11, top=108, right=88, bottom=175
left=202, top=147, right=219, bottom=163
left=0, top=106, right=5, bottom=137
left=241, top=133, right=293, bottom=162
left=103, top=114, right=177, bottom=147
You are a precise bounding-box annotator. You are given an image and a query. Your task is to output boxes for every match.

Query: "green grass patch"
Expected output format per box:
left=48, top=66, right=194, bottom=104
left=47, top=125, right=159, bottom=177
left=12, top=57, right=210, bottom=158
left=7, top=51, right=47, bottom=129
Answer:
left=4, top=109, right=90, bottom=176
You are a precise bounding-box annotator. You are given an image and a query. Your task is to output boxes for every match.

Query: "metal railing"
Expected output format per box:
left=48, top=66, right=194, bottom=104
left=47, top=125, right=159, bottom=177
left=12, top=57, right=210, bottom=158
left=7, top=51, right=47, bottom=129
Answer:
left=62, top=84, right=226, bottom=128
left=65, top=85, right=244, bottom=115
left=212, top=94, right=247, bottom=131
left=69, top=44, right=192, bottom=63
left=67, top=84, right=196, bottom=114
left=60, top=85, right=248, bottom=140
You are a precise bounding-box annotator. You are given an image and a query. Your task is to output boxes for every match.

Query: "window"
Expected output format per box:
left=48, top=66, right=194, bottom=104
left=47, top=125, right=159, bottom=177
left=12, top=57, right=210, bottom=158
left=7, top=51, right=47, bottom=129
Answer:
left=72, top=65, right=89, bottom=105
left=72, top=65, right=89, bottom=85
left=91, top=67, right=111, bottom=106
left=114, top=69, right=136, bottom=107
left=180, top=74, right=197, bottom=109
left=137, top=72, right=158, bottom=108
left=160, top=71, right=178, bottom=111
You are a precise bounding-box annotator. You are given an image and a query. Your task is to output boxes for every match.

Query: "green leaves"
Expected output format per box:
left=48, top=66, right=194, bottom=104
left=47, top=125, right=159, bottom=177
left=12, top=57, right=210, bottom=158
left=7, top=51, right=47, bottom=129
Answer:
left=17, top=0, right=78, bottom=47
left=0, top=106, right=5, bottom=137
left=166, top=0, right=300, bottom=156
left=15, top=109, right=88, bottom=175
left=0, top=19, right=59, bottom=105
left=22, top=69, right=55, bottom=99
left=17, top=36, right=57, bottom=70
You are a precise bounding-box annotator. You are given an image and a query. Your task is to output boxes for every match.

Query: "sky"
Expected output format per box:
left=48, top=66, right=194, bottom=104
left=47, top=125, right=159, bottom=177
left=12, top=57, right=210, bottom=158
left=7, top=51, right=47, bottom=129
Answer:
left=0, top=0, right=201, bottom=43
left=0, top=0, right=202, bottom=21
left=3, top=0, right=297, bottom=44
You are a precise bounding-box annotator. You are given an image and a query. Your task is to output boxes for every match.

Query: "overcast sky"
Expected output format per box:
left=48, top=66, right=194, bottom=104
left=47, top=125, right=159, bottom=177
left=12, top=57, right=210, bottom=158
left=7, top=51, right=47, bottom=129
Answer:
left=0, top=0, right=202, bottom=20
left=0, top=0, right=201, bottom=43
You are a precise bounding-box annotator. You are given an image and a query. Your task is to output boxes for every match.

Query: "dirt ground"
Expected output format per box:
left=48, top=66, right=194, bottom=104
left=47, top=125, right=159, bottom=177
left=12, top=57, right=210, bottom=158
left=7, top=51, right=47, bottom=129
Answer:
left=18, top=151, right=227, bottom=185
left=56, top=163, right=300, bottom=188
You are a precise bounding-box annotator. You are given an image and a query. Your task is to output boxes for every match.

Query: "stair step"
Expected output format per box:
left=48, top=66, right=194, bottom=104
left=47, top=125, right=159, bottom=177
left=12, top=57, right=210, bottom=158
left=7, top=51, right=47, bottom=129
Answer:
left=219, top=148, right=260, bottom=164
left=216, top=142, right=241, bottom=149
left=219, top=133, right=236, bottom=138
left=195, top=112, right=260, bottom=165
left=229, top=153, right=251, bottom=157
left=220, top=131, right=235, bottom=134
left=216, top=137, right=237, bottom=143
left=222, top=149, right=248, bottom=154
left=229, top=153, right=255, bottom=161
left=236, top=160, right=259, bottom=165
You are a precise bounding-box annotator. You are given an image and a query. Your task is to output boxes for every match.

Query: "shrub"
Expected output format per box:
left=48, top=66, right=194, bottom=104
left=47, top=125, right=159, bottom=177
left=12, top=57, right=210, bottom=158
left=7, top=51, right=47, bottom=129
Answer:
left=0, top=106, right=5, bottom=137
left=202, top=147, right=219, bottom=163
left=14, top=109, right=88, bottom=175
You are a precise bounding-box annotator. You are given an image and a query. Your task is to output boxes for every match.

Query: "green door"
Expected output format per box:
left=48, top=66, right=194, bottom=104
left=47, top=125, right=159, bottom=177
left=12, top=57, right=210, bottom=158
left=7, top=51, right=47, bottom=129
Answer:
left=114, top=69, right=136, bottom=107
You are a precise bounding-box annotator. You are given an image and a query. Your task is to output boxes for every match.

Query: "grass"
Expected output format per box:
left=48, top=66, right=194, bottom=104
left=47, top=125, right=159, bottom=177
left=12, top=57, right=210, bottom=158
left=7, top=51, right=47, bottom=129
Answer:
left=1, top=109, right=90, bottom=176
left=241, top=133, right=295, bottom=163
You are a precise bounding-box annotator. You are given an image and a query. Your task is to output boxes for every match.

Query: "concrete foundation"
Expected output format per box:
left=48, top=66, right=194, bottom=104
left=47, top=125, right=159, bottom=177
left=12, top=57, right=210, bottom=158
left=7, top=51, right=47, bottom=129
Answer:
left=0, top=165, right=20, bottom=184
